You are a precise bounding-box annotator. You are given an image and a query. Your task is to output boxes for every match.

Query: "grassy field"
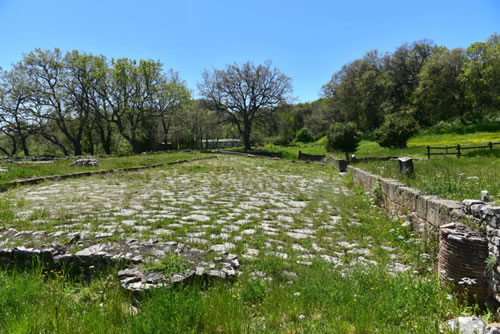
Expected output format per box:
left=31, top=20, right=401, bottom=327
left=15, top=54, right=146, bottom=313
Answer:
left=259, top=127, right=500, bottom=203
left=0, top=156, right=489, bottom=332
left=355, top=153, right=500, bottom=203
left=0, top=152, right=203, bottom=184
left=260, top=129, right=500, bottom=160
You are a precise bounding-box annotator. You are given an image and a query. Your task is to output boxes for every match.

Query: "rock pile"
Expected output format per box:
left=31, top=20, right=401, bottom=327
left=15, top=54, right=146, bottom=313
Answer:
left=70, top=158, right=98, bottom=167
left=118, top=253, right=240, bottom=291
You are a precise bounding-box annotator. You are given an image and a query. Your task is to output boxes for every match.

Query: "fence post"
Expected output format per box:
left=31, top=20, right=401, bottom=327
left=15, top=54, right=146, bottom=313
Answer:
left=445, top=146, right=448, bottom=155
left=427, top=146, right=430, bottom=159
left=489, top=142, right=493, bottom=151
left=298, top=151, right=302, bottom=160
left=457, top=144, right=461, bottom=158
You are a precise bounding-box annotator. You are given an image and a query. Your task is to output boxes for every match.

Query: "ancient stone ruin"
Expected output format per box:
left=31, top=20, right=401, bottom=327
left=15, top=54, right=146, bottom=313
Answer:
left=0, top=228, right=240, bottom=292
left=70, top=158, right=98, bottom=167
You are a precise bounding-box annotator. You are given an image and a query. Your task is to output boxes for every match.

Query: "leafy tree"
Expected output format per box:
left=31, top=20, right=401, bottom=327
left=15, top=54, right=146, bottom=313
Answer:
left=97, top=58, right=189, bottom=153
left=461, top=34, right=500, bottom=121
left=325, top=122, right=360, bottom=160
left=321, top=52, right=385, bottom=132
left=413, top=47, right=467, bottom=125
left=198, top=60, right=292, bottom=150
left=375, top=113, right=419, bottom=148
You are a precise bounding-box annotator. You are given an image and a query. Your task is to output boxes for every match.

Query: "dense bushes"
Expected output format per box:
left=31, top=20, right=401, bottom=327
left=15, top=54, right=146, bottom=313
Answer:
left=325, top=122, right=360, bottom=158
left=375, top=114, right=419, bottom=148
left=295, top=128, right=314, bottom=143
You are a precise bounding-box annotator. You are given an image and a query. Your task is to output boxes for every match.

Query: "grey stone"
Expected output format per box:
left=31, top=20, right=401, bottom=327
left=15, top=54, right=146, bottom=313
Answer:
left=446, top=317, right=486, bottom=334
left=481, top=190, right=491, bottom=202
left=70, top=158, right=98, bottom=167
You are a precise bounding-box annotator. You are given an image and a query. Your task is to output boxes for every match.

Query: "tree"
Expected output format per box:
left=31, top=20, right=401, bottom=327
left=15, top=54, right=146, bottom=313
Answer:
left=95, top=58, right=189, bottom=153
left=325, top=122, right=360, bottom=160
left=461, top=34, right=500, bottom=121
left=0, top=64, right=35, bottom=156
left=198, top=60, right=292, bottom=150
left=413, top=47, right=467, bottom=125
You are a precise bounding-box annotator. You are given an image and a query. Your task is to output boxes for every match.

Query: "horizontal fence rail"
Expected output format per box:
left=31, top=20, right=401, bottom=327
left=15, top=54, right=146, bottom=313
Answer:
left=426, top=142, right=500, bottom=159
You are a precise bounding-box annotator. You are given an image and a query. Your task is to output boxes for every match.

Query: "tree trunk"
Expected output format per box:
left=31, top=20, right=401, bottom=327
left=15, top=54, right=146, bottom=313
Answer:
left=242, top=126, right=251, bottom=150
left=73, top=141, right=82, bottom=156
left=21, top=136, right=30, bottom=156
left=131, top=138, right=140, bottom=154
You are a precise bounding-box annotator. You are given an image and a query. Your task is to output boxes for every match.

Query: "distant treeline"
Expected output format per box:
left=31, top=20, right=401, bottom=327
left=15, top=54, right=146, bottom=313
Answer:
left=0, top=34, right=498, bottom=156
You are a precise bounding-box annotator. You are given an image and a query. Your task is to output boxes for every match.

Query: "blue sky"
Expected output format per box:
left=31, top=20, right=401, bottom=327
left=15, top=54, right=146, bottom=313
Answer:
left=0, top=0, right=498, bottom=102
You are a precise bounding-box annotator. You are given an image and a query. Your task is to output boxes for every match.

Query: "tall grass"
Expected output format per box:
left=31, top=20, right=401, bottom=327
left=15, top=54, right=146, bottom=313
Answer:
left=0, top=262, right=467, bottom=333
left=356, top=153, right=500, bottom=202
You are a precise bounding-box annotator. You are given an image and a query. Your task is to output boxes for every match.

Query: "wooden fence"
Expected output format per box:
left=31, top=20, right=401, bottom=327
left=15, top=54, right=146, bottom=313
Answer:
left=426, top=142, right=500, bottom=159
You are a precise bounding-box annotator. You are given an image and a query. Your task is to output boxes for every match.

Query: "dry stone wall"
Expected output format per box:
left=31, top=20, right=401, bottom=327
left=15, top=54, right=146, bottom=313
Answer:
left=348, top=166, right=465, bottom=233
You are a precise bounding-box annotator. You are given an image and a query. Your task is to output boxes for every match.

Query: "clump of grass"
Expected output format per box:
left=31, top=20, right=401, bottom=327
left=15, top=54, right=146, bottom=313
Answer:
left=143, top=253, right=190, bottom=276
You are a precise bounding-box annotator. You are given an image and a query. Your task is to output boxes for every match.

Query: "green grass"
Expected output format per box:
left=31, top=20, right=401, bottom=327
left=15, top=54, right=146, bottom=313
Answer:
left=0, top=257, right=469, bottom=333
left=0, top=152, right=204, bottom=184
left=261, top=138, right=328, bottom=159
left=257, top=128, right=500, bottom=160
left=260, top=127, right=500, bottom=202
left=0, top=167, right=488, bottom=332
left=354, top=130, right=500, bottom=159
left=355, top=154, right=500, bottom=203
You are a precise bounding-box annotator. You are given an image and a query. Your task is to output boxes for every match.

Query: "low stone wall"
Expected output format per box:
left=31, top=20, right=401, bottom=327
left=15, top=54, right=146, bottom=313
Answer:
left=326, top=157, right=349, bottom=172
left=298, top=151, right=325, bottom=162
left=213, top=151, right=282, bottom=159
left=348, top=166, right=464, bottom=233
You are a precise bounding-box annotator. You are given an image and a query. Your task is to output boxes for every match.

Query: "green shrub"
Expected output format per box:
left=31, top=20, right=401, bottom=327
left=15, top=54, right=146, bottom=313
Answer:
left=325, top=122, right=360, bottom=158
left=295, top=128, right=314, bottom=143
left=375, top=114, right=419, bottom=148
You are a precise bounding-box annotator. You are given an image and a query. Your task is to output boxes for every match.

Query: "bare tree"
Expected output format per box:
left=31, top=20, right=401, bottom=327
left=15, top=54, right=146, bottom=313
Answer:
left=198, top=60, right=292, bottom=150
left=0, top=64, right=35, bottom=156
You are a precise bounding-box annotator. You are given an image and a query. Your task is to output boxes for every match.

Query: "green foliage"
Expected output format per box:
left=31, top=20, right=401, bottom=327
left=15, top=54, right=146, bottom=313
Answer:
left=143, top=253, right=189, bottom=276
left=295, top=128, right=314, bottom=143
left=375, top=113, right=419, bottom=148
left=278, top=112, right=296, bottom=145
left=325, top=122, right=360, bottom=154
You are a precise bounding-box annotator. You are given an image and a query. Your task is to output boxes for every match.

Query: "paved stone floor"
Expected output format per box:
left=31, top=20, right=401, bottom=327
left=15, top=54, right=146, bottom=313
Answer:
left=0, top=155, right=411, bottom=274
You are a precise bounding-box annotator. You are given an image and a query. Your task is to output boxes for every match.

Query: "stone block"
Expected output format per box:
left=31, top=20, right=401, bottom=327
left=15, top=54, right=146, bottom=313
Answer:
left=394, top=186, right=420, bottom=212
left=462, top=199, right=486, bottom=215
left=379, top=178, right=404, bottom=205
left=416, top=195, right=437, bottom=221
left=426, top=198, right=461, bottom=227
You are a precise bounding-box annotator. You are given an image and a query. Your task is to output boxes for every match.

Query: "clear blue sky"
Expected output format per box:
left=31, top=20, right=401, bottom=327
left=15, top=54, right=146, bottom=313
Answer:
left=0, top=0, right=498, bottom=102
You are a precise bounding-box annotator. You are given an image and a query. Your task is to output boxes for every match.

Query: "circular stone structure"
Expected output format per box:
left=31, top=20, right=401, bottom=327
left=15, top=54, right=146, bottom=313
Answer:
left=439, top=223, right=488, bottom=304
